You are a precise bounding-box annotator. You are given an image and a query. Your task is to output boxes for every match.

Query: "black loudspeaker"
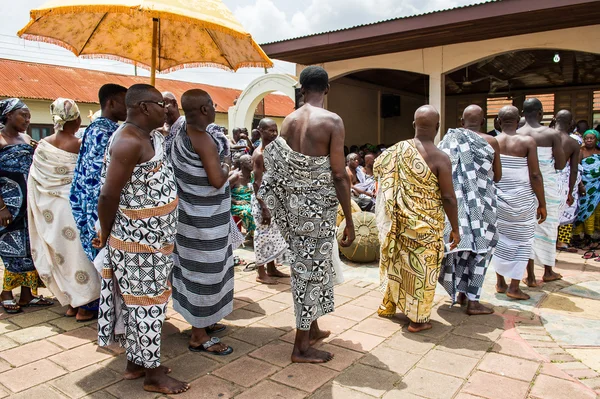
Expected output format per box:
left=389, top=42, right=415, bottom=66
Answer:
left=381, top=94, right=401, bottom=118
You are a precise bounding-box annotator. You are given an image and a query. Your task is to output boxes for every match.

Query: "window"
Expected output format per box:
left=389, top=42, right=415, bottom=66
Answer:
left=28, top=124, right=53, bottom=141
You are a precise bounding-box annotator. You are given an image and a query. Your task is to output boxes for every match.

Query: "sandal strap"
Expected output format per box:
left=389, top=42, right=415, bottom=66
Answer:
left=202, top=337, right=221, bottom=349
left=2, top=300, right=17, bottom=306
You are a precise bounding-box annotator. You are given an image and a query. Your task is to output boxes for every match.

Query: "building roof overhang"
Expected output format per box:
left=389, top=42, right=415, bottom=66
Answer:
left=261, top=0, right=600, bottom=65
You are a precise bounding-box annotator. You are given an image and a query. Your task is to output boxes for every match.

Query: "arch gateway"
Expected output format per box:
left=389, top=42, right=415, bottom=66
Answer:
left=261, top=0, right=600, bottom=145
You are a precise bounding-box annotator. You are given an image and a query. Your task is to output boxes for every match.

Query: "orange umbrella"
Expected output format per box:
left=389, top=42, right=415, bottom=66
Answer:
left=18, top=0, right=273, bottom=85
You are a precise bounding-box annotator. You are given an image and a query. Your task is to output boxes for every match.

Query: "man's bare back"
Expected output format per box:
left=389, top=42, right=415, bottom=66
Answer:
left=280, top=104, right=342, bottom=157
left=496, top=134, right=536, bottom=159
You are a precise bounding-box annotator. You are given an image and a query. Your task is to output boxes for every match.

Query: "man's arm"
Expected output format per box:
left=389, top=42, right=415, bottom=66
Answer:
left=252, top=151, right=271, bottom=225
left=526, top=139, right=547, bottom=223
left=567, top=141, right=580, bottom=206
left=188, top=127, right=229, bottom=189
left=330, top=116, right=355, bottom=247
left=553, top=131, right=567, bottom=170
left=95, top=133, right=141, bottom=248
left=484, top=136, right=502, bottom=183
left=436, top=152, right=460, bottom=249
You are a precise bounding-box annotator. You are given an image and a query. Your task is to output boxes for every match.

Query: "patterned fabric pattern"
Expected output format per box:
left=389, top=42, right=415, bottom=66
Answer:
left=491, top=155, right=537, bottom=280
left=164, top=115, right=185, bottom=156
left=70, top=117, right=120, bottom=261
left=439, top=251, right=490, bottom=302
left=374, top=140, right=445, bottom=324
left=231, top=184, right=255, bottom=233
left=558, top=224, right=573, bottom=245
left=577, top=154, right=600, bottom=224
left=437, top=128, right=498, bottom=303
left=97, top=132, right=177, bottom=369
left=258, top=137, right=338, bottom=330
left=170, top=122, right=235, bottom=329
left=560, top=162, right=582, bottom=225
left=0, top=143, right=40, bottom=291
left=0, top=98, right=27, bottom=124
left=251, top=195, right=287, bottom=265
left=27, top=140, right=100, bottom=308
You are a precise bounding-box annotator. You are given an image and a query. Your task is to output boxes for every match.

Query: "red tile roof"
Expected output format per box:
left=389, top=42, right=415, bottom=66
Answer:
left=0, top=59, right=294, bottom=117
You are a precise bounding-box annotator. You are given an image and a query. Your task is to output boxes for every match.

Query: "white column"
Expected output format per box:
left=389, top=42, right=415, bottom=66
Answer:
left=422, top=47, right=446, bottom=144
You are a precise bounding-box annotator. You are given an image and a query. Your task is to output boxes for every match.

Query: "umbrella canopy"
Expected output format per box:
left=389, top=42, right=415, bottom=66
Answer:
left=18, top=0, right=273, bottom=85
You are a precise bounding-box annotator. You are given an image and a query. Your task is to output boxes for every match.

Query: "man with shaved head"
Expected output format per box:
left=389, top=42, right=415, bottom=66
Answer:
left=258, top=65, right=355, bottom=363
left=95, top=84, right=188, bottom=394
left=170, top=89, right=235, bottom=357
left=375, top=105, right=460, bottom=332
left=554, top=110, right=582, bottom=251
left=251, top=118, right=289, bottom=285
left=491, top=105, right=546, bottom=301
left=160, top=91, right=183, bottom=155
left=518, top=98, right=566, bottom=286
left=437, top=104, right=501, bottom=315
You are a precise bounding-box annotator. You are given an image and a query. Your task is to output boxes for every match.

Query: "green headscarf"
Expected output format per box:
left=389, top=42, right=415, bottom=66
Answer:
left=583, top=129, right=600, bottom=141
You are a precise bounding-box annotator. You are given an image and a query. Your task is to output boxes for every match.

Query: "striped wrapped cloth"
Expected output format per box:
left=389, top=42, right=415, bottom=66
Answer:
left=532, top=147, right=561, bottom=268
left=170, top=122, right=234, bottom=328
left=490, top=155, right=537, bottom=280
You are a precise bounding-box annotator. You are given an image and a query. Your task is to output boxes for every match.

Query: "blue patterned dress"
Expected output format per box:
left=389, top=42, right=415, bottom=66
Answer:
left=0, top=143, right=43, bottom=292
left=69, top=117, right=119, bottom=262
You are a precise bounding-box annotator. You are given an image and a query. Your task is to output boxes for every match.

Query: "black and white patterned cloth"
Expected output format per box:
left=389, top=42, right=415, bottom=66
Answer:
left=437, top=128, right=498, bottom=302
left=170, top=122, right=235, bottom=329
left=251, top=195, right=288, bottom=265
left=258, top=137, right=338, bottom=330
left=98, top=131, right=178, bottom=369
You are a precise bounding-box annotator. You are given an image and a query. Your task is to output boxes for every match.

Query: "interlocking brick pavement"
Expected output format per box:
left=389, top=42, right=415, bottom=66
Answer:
left=0, top=250, right=597, bottom=398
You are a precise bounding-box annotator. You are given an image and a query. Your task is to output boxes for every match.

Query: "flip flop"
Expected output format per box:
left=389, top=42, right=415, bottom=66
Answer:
left=1, top=299, right=21, bottom=314
left=582, top=250, right=597, bottom=259
left=242, top=262, right=257, bottom=272
left=557, top=246, right=578, bottom=253
left=233, top=256, right=247, bottom=267
left=19, top=296, right=53, bottom=307
left=189, top=337, right=233, bottom=356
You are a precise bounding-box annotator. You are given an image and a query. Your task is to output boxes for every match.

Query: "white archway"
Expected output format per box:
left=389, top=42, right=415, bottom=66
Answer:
left=228, top=73, right=298, bottom=131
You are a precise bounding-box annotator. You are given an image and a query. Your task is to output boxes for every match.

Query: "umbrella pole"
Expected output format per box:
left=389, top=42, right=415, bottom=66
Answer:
left=150, top=18, right=158, bottom=86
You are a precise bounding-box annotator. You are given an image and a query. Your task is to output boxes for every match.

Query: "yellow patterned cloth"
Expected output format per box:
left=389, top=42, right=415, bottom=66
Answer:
left=374, top=139, right=445, bottom=323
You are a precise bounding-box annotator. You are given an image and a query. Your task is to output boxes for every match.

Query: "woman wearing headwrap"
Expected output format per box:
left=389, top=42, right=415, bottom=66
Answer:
left=0, top=98, right=53, bottom=313
left=574, top=130, right=600, bottom=248
left=27, top=98, right=101, bottom=321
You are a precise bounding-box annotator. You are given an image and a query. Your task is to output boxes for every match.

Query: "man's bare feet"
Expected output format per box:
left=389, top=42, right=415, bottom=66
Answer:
left=65, top=305, right=77, bottom=317
left=506, top=288, right=530, bottom=300
left=495, top=284, right=507, bottom=293
left=266, top=261, right=290, bottom=278
left=407, top=322, right=432, bottom=333
left=309, top=328, right=331, bottom=346
left=457, top=293, right=467, bottom=306
left=291, top=347, right=334, bottom=363
left=466, top=301, right=494, bottom=315
left=256, top=275, right=278, bottom=285
left=143, top=371, right=189, bottom=394
left=76, top=308, right=97, bottom=322
left=543, top=269, right=563, bottom=282
left=521, top=277, right=540, bottom=288
left=124, top=361, right=171, bottom=380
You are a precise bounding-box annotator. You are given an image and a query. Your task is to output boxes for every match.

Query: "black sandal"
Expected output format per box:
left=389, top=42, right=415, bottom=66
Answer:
left=19, top=296, right=53, bottom=307
left=1, top=300, right=22, bottom=314
left=189, top=337, right=233, bottom=356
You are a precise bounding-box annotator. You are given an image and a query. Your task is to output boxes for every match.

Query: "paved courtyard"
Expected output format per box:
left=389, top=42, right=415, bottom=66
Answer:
left=0, top=248, right=598, bottom=398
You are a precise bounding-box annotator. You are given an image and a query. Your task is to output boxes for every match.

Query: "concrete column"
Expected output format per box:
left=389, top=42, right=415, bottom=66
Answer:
left=422, top=47, right=446, bottom=143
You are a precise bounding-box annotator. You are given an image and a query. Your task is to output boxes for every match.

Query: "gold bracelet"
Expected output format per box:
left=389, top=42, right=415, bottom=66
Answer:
left=0, top=205, right=6, bottom=212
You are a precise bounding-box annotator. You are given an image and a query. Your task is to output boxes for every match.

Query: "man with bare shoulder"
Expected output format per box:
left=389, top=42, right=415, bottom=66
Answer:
left=438, top=105, right=501, bottom=316
left=251, top=117, right=289, bottom=285
left=491, top=105, right=546, bottom=301
left=257, top=66, right=355, bottom=364
left=375, top=105, right=460, bottom=332
left=95, top=84, right=188, bottom=394
left=554, top=110, right=582, bottom=252
left=518, top=98, right=566, bottom=286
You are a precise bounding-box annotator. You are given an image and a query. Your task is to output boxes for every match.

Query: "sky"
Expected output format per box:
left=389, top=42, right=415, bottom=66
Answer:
left=1, top=0, right=485, bottom=89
